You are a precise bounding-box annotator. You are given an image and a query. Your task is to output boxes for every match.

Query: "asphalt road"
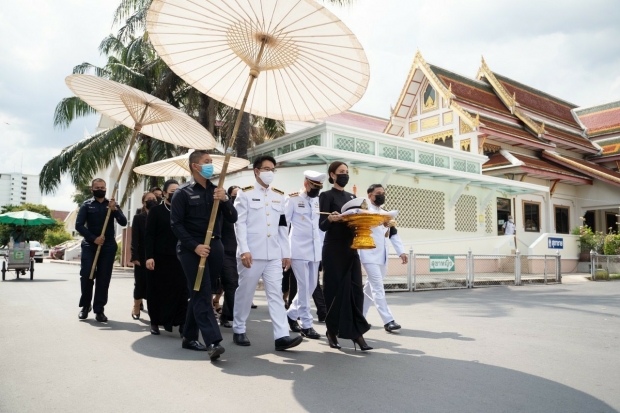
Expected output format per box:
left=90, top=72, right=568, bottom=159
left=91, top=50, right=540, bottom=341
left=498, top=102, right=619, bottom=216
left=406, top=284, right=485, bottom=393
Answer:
left=0, top=260, right=619, bottom=413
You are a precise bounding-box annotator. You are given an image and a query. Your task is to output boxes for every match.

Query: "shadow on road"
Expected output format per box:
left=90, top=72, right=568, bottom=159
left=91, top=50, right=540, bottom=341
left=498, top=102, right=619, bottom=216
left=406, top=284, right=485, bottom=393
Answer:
left=1, top=278, right=67, bottom=282
left=395, top=328, right=475, bottom=341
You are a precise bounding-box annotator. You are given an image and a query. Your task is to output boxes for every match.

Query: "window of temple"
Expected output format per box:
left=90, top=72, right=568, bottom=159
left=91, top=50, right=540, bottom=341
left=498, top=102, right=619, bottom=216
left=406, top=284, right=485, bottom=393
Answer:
left=554, top=206, right=570, bottom=234
left=455, top=195, right=477, bottom=232
left=523, top=202, right=541, bottom=232
left=422, top=84, right=438, bottom=113
left=384, top=185, right=445, bottom=230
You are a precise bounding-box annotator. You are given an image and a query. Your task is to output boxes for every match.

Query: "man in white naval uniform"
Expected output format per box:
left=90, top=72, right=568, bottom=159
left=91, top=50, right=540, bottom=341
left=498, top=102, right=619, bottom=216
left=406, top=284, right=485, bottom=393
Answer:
left=232, top=155, right=304, bottom=351
left=284, top=170, right=325, bottom=339
left=359, top=184, right=408, bottom=332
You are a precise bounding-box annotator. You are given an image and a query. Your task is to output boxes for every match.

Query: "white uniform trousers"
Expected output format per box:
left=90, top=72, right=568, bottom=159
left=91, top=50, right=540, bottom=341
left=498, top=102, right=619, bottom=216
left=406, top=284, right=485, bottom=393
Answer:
left=362, top=263, right=394, bottom=324
left=233, top=258, right=289, bottom=340
left=287, top=260, right=319, bottom=329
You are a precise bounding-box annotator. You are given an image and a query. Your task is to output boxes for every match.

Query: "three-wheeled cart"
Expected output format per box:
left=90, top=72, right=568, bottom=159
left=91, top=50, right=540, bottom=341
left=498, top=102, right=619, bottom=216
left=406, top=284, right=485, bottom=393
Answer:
left=1, top=245, right=34, bottom=281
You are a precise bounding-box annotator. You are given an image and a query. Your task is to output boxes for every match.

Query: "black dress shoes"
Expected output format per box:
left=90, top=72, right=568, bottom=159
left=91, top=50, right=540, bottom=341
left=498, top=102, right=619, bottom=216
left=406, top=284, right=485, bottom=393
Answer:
left=150, top=325, right=160, bottom=335
left=317, top=315, right=326, bottom=323
left=384, top=320, right=402, bottom=332
left=301, top=327, right=321, bottom=339
left=78, top=306, right=90, bottom=320
left=251, top=303, right=258, bottom=309
left=233, top=333, right=251, bottom=346
left=179, top=324, right=184, bottom=338
left=207, top=344, right=225, bottom=361
left=287, top=317, right=302, bottom=333
left=219, top=318, right=232, bottom=328
left=275, top=335, right=303, bottom=351
left=95, top=312, right=108, bottom=322
left=182, top=338, right=207, bottom=351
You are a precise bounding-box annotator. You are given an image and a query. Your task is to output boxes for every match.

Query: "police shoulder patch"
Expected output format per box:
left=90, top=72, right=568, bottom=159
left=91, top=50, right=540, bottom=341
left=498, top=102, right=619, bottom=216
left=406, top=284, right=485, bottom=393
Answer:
left=242, top=185, right=254, bottom=192
left=288, top=192, right=299, bottom=197
left=272, top=187, right=284, bottom=195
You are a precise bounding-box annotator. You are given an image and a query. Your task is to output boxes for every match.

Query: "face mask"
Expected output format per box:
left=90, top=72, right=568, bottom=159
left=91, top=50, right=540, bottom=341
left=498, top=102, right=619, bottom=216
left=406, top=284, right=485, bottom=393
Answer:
left=93, top=189, right=106, bottom=199
left=259, top=171, right=275, bottom=186
left=509, top=219, right=514, bottom=223
left=230, top=196, right=237, bottom=203
left=156, top=196, right=163, bottom=203
left=145, top=200, right=158, bottom=210
left=335, top=173, right=349, bottom=187
left=374, top=194, right=385, bottom=206
left=307, top=188, right=320, bottom=198
left=167, top=193, right=174, bottom=202
left=198, top=164, right=214, bottom=179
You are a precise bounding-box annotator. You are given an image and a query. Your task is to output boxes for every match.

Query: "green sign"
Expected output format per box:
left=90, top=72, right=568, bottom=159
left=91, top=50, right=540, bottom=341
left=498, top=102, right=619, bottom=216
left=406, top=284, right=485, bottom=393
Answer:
left=429, top=255, right=455, bottom=272
left=13, top=251, right=25, bottom=260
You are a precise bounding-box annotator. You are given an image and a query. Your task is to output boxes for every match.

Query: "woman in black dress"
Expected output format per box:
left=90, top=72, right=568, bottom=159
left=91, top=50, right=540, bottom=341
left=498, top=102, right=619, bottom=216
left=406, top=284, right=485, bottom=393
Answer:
left=131, top=191, right=157, bottom=320
left=319, top=161, right=372, bottom=351
left=145, top=180, right=187, bottom=336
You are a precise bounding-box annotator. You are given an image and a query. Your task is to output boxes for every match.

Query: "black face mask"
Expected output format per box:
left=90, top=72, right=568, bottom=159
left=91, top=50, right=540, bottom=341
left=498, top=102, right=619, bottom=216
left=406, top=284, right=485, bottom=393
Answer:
left=307, top=188, right=320, bottom=198
left=92, top=189, right=106, bottom=199
left=230, top=196, right=237, bottom=203
left=374, top=194, right=386, bottom=206
left=156, top=196, right=163, bottom=203
left=166, top=193, right=174, bottom=202
left=145, top=200, right=158, bottom=210
left=335, top=173, right=349, bottom=187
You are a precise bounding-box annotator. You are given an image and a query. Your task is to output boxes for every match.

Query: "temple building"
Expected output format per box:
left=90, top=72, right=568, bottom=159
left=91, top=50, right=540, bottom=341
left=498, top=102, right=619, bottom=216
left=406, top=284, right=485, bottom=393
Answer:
left=219, top=52, right=620, bottom=270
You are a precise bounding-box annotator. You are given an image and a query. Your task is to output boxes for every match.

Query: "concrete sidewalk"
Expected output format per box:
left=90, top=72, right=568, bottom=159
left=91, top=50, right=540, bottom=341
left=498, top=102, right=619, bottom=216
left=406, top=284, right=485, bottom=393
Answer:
left=1, top=261, right=619, bottom=412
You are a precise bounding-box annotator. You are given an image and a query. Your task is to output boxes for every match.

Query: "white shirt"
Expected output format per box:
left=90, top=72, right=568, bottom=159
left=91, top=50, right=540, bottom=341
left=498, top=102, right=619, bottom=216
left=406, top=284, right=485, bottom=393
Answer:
left=234, top=181, right=291, bottom=260
left=285, top=191, right=322, bottom=262
left=503, top=220, right=516, bottom=235
left=359, top=198, right=406, bottom=265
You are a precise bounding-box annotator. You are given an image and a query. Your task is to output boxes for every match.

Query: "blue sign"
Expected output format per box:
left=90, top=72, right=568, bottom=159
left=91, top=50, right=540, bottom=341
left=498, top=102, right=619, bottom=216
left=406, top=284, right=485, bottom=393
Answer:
left=548, top=237, right=564, bottom=249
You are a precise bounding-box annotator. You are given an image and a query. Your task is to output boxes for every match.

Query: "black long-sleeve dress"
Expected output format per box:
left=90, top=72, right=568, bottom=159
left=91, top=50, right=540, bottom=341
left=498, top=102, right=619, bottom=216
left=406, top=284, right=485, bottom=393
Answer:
left=145, top=202, right=187, bottom=331
left=319, top=188, right=370, bottom=340
left=131, top=212, right=148, bottom=300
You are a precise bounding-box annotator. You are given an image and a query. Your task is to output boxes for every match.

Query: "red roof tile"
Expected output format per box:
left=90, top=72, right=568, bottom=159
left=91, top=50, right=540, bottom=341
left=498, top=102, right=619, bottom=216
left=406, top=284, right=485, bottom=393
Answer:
left=544, top=125, right=597, bottom=150
left=510, top=153, right=587, bottom=178
left=322, top=111, right=388, bottom=133
left=493, top=73, right=580, bottom=127
left=542, top=151, right=620, bottom=187
left=477, top=116, right=546, bottom=145
left=576, top=101, right=620, bottom=137
left=483, top=152, right=511, bottom=169
left=51, top=211, right=70, bottom=222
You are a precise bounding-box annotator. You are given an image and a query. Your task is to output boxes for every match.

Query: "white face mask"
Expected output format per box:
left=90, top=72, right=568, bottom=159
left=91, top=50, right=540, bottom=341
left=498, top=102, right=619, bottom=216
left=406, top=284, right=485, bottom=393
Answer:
left=509, top=219, right=514, bottom=223
left=259, top=171, right=274, bottom=186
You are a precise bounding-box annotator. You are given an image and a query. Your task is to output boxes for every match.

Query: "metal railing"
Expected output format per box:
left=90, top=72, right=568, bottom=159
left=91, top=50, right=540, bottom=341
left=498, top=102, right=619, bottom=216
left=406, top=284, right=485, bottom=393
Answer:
left=590, top=253, right=620, bottom=280
left=375, top=249, right=562, bottom=291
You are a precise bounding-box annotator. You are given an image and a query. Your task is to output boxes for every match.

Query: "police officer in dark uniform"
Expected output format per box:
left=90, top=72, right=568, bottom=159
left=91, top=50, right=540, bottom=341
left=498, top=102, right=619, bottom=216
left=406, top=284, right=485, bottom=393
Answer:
left=76, top=178, right=127, bottom=322
left=170, top=150, right=237, bottom=361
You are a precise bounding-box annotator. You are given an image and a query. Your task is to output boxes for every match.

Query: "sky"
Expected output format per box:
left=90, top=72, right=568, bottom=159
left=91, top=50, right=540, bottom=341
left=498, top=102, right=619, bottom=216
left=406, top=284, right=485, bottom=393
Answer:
left=1, top=0, right=619, bottom=212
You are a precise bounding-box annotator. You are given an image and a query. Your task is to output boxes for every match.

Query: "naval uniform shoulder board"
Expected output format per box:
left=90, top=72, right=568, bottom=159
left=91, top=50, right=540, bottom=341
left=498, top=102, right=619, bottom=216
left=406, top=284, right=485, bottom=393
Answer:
left=242, top=185, right=254, bottom=192
left=288, top=192, right=299, bottom=197
left=272, top=187, right=284, bottom=195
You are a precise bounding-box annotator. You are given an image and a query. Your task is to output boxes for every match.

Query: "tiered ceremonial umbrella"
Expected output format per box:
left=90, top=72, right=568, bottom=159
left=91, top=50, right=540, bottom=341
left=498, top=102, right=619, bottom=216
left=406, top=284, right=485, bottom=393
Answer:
left=65, top=74, right=217, bottom=279
left=147, top=0, right=369, bottom=290
left=133, top=150, right=250, bottom=177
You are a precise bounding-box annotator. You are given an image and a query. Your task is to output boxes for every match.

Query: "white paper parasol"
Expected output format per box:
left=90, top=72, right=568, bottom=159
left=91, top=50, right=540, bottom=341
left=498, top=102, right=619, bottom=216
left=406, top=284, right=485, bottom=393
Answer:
left=146, top=0, right=369, bottom=121
left=65, top=74, right=216, bottom=279
left=133, top=151, right=250, bottom=177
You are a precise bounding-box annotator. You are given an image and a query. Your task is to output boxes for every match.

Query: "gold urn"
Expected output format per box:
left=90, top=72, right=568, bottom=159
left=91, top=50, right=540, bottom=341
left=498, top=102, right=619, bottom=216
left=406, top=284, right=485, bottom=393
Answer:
left=342, top=213, right=391, bottom=249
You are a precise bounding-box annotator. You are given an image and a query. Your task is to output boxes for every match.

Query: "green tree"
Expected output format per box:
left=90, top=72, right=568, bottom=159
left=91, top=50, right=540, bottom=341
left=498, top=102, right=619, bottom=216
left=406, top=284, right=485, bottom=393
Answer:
left=0, top=204, right=64, bottom=245
left=72, top=183, right=93, bottom=206
left=44, top=230, right=74, bottom=247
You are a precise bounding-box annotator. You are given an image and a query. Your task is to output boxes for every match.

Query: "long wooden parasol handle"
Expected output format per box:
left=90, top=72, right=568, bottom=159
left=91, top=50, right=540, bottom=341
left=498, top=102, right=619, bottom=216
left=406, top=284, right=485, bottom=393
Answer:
left=193, top=41, right=267, bottom=291
left=89, top=106, right=148, bottom=279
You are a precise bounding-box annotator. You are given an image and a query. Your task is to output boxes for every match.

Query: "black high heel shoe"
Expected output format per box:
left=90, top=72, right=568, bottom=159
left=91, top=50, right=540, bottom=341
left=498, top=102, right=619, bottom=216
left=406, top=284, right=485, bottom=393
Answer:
left=352, top=336, right=373, bottom=351
left=326, top=330, right=341, bottom=349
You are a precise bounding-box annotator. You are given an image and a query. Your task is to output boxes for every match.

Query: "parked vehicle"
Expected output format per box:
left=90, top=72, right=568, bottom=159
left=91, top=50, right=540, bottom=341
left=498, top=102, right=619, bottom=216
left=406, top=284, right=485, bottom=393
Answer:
left=29, top=241, right=44, bottom=263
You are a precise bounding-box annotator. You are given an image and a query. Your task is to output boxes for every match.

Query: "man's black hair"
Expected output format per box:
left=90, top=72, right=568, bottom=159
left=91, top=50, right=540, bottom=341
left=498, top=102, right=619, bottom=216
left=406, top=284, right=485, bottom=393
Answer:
left=91, top=178, right=106, bottom=187
left=188, top=150, right=210, bottom=171
left=227, top=185, right=240, bottom=197
left=253, top=155, right=277, bottom=170
left=367, top=183, right=384, bottom=194
left=149, top=186, right=162, bottom=193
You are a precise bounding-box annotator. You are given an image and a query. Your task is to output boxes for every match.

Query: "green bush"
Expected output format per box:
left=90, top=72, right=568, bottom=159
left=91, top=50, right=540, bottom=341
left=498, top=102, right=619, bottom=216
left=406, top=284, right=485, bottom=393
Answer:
left=44, top=230, right=73, bottom=247
left=574, top=225, right=605, bottom=254
left=604, top=233, right=620, bottom=255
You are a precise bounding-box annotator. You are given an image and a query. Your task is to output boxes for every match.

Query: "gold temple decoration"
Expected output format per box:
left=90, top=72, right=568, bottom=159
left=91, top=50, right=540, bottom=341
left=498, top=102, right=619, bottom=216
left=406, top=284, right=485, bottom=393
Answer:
left=460, top=118, right=473, bottom=134
left=409, top=121, right=418, bottom=134
left=459, top=139, right=471, bottom=151
left=421, top=115, right=440, bottom=130
left=476, top=57, right=545, bottom=136
left=342, top=213, right=392, bottom=249
left=416, top=129, right=453, bottom=144
left=421, top=83, right=439, bottom=113
left=411, top=102, right=418, bottom=117
left=483, top=142, right=501, bottom=153
left=443, top=111, right=453, bottom=124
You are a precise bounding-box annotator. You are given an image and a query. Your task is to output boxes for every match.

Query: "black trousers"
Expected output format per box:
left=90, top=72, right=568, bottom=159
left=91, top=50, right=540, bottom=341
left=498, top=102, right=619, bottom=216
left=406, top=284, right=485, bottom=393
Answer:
left=133, top=262, right=148, bottom=300
left=178, top=241, right=223, bottom=345
left=284, top=267, right=327, bottom=319
left=79, top=242, right=117, bottom=314
left=220, top=253, right=239, bottom=322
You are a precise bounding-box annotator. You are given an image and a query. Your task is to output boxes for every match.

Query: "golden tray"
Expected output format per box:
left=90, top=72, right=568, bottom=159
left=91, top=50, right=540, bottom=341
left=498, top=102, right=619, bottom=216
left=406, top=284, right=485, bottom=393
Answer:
left=342, top=213, right=391, bottom=249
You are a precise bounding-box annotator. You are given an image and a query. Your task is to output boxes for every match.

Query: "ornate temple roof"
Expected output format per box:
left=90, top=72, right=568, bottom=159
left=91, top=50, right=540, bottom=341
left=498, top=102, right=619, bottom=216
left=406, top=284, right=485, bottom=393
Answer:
left=575, top=100, right=620, bottom=138
left=542, top=151, right=620, bottom=187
